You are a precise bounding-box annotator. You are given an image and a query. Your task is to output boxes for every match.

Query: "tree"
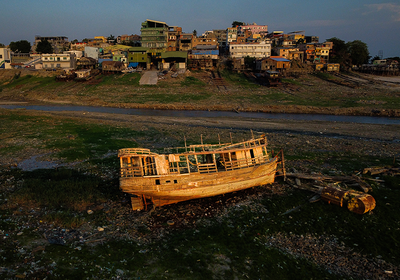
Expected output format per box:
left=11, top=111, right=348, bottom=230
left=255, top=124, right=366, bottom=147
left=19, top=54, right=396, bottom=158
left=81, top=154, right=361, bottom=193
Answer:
left=346, top=40, right=369, bottom=66
left=387, top=57, right=400, bottom=63
left=0, top=43, right=5, bottom=48
left=327, top=37, right=347, bottom=56
left=35, top=39, right=53, bottom=54
left=107, top=34, right=115, bottom=44
left=193, top=30, right=197, bottom=37
left=244, top=56, right=255, bottom=70
left=370, top=55, right=381, bottom=63
left=9, top=40, right=31, bottom=53
left=122, top=40, right=135, bottom=47
left=232, top=21, right=244, bottom=27
left=326, top=37, right=351, bottom=68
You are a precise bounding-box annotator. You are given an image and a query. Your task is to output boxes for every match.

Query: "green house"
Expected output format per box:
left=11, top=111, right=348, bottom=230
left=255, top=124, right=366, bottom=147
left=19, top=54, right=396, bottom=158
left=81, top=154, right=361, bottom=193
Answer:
left=127, top=47, right=150, bottom=68
left=140, top=19, right=169, bottom=50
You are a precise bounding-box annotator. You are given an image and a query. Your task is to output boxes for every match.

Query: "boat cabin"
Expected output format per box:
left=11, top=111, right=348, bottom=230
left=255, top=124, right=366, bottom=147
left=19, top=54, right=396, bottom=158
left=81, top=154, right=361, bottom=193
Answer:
left=119, top=137, right=270, bottom=178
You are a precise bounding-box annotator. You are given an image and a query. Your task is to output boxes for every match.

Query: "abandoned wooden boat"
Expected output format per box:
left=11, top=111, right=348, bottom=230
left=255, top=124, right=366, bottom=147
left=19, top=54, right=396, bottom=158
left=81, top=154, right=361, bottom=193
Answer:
left=118, top=134, right=283, bottom=210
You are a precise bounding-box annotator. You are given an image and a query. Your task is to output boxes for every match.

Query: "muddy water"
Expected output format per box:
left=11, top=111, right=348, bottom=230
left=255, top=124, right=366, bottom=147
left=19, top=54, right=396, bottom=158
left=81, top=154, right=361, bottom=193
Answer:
left=1, top=104, right=400, bottom=125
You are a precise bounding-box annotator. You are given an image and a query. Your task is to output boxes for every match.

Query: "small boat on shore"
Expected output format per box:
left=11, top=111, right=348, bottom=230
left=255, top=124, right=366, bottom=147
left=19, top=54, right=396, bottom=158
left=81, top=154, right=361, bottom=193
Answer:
left=118, top=134, right=284, bottom=210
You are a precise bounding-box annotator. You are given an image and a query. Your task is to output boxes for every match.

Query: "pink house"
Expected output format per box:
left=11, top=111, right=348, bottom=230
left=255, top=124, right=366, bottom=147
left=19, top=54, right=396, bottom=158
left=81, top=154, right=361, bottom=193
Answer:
left=237, top=24, right=268, bottom=37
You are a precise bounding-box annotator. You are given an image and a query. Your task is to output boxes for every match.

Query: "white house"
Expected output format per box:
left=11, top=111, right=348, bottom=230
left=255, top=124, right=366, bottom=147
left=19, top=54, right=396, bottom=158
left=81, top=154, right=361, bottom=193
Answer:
left=229, top=40, right=271, bottom=59
left=0, top=48, right=12, bottom=69
left=41, top=53, right=77, bottom=69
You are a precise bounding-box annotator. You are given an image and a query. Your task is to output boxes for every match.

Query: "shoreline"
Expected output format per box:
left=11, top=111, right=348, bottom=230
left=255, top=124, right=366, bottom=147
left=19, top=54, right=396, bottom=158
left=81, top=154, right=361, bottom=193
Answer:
left=1, top=100, right=400, bottom=118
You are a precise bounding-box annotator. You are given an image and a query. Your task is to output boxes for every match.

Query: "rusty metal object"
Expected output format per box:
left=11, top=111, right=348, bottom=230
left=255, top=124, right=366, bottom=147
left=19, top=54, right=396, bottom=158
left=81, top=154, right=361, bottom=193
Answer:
left=347, top=191, right=376, bottom=214
left=321, top=186, right=349, bottom=207
left=321, top=186, right=376, bottom=214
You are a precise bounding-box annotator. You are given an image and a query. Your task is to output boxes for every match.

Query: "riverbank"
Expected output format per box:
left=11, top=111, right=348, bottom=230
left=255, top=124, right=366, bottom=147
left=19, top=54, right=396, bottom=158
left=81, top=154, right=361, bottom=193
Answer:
left=1, top=69, right=400, bottom=117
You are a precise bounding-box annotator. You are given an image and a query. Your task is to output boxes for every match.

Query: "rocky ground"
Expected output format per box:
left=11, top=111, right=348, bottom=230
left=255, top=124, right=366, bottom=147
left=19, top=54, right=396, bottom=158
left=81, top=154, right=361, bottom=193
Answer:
left=1, top=106, right=399, bottom=279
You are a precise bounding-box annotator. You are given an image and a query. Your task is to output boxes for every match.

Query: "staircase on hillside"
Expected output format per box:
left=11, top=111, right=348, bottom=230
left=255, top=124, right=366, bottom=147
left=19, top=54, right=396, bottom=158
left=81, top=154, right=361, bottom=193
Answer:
left=23, top=57, right=42, bottom=67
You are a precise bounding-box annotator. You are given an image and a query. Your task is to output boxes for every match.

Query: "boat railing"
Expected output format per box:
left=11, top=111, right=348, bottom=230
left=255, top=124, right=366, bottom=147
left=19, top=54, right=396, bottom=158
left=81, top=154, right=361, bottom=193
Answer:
left=164, top=143, right=231, bottom=154
left=167, top=153, right=270, bottom=174
left=120, top=161, right=158, bottom=177
left=215, top=137, right=267, bottom=152
left=120, top=166, right=142, bottom=177
left=198, top=163, right=218, bottom=174
left=223, top=154, right=268, bottom=171
left=118, top=148, right=156, bottom=157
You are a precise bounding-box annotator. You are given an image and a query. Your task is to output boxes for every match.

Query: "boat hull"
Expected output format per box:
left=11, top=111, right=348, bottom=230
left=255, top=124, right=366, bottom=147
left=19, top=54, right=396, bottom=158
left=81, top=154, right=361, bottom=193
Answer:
left=120, top=157, right=278, bottom=207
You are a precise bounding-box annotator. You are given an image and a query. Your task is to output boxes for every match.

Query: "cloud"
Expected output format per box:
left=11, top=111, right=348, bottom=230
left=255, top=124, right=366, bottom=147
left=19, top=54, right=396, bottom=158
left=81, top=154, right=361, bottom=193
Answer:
left=363, top=3, right=400, bottom=22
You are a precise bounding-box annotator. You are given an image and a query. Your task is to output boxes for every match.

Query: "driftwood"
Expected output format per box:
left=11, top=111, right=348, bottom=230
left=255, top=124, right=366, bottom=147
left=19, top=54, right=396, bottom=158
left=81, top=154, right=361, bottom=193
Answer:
left=285, top=173, right=372, bottom=193
left=285, top=173, right=376, bottom=214
left=363, top=166, right=400, bottom=176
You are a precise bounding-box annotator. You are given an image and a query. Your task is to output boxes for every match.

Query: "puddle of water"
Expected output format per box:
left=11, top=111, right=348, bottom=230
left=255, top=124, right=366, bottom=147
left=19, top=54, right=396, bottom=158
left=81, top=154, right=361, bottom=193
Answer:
left=17, top=154, right=83, bottom=171
left=17, top=154, right=63, bottom=171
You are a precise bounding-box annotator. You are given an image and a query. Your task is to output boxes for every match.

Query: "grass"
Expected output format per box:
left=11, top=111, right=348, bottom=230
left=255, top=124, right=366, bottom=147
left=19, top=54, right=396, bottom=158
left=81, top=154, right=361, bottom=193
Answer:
left=0, top=110, right=141, bottom=162
left=282, top=78, right=303, bottom=86
left=42, top=210, right=86, bottom=228
left=119, top=92, right=212, bottom=104
left=180, top=76, right=206, bottom=87
left=2, top=75, right=59, bottom=91
left=10, top=168, right=113, bottom=211
left=220, top=70, right=260, bottom=88
left=313, top=72, right=337, bottom=81
left=96, top=73, right=141, bottom=86
left=1, top=70, right=400, bottom=112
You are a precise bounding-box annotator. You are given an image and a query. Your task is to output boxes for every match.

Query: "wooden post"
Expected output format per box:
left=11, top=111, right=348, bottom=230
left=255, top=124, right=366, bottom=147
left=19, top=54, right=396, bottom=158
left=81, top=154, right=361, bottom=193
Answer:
left=184, top=136, right=187, bottom=152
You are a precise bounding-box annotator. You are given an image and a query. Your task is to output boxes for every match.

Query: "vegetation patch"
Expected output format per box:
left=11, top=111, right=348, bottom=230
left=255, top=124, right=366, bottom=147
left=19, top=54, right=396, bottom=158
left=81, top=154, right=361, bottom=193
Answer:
left=120, top=92, right=212, bottom=104
left=97, top=73, right=140, bottom=86
left=180, top=76, right=206, bottom=87
left=10, top=168, right=110, bottom=211
left=220, top=70, right=259, bottom=88
left=0, top=110, right=140, bottom=162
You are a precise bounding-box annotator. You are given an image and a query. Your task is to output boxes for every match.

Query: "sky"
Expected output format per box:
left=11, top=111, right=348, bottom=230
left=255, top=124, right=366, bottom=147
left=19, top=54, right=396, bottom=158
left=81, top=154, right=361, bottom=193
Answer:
left=1, top=0, right=399, bottom=58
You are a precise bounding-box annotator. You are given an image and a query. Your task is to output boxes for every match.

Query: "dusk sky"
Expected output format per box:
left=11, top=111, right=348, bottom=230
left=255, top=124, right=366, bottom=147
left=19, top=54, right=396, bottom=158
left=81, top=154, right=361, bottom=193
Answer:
left=1, top=0, right=399, bottom=58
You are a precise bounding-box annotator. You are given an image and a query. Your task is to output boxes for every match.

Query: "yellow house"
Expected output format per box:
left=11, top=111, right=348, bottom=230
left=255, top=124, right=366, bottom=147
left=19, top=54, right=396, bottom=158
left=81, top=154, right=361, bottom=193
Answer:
left=94, top=36, right=107, bottom=43
left=326, top=63, right=340, bottom=72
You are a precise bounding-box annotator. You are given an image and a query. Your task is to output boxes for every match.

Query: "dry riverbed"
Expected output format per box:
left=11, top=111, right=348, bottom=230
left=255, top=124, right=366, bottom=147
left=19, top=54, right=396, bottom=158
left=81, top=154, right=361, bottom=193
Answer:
left=0, top=106, right=399, bottom=279
left=1, top=69, right=400, bottom=278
